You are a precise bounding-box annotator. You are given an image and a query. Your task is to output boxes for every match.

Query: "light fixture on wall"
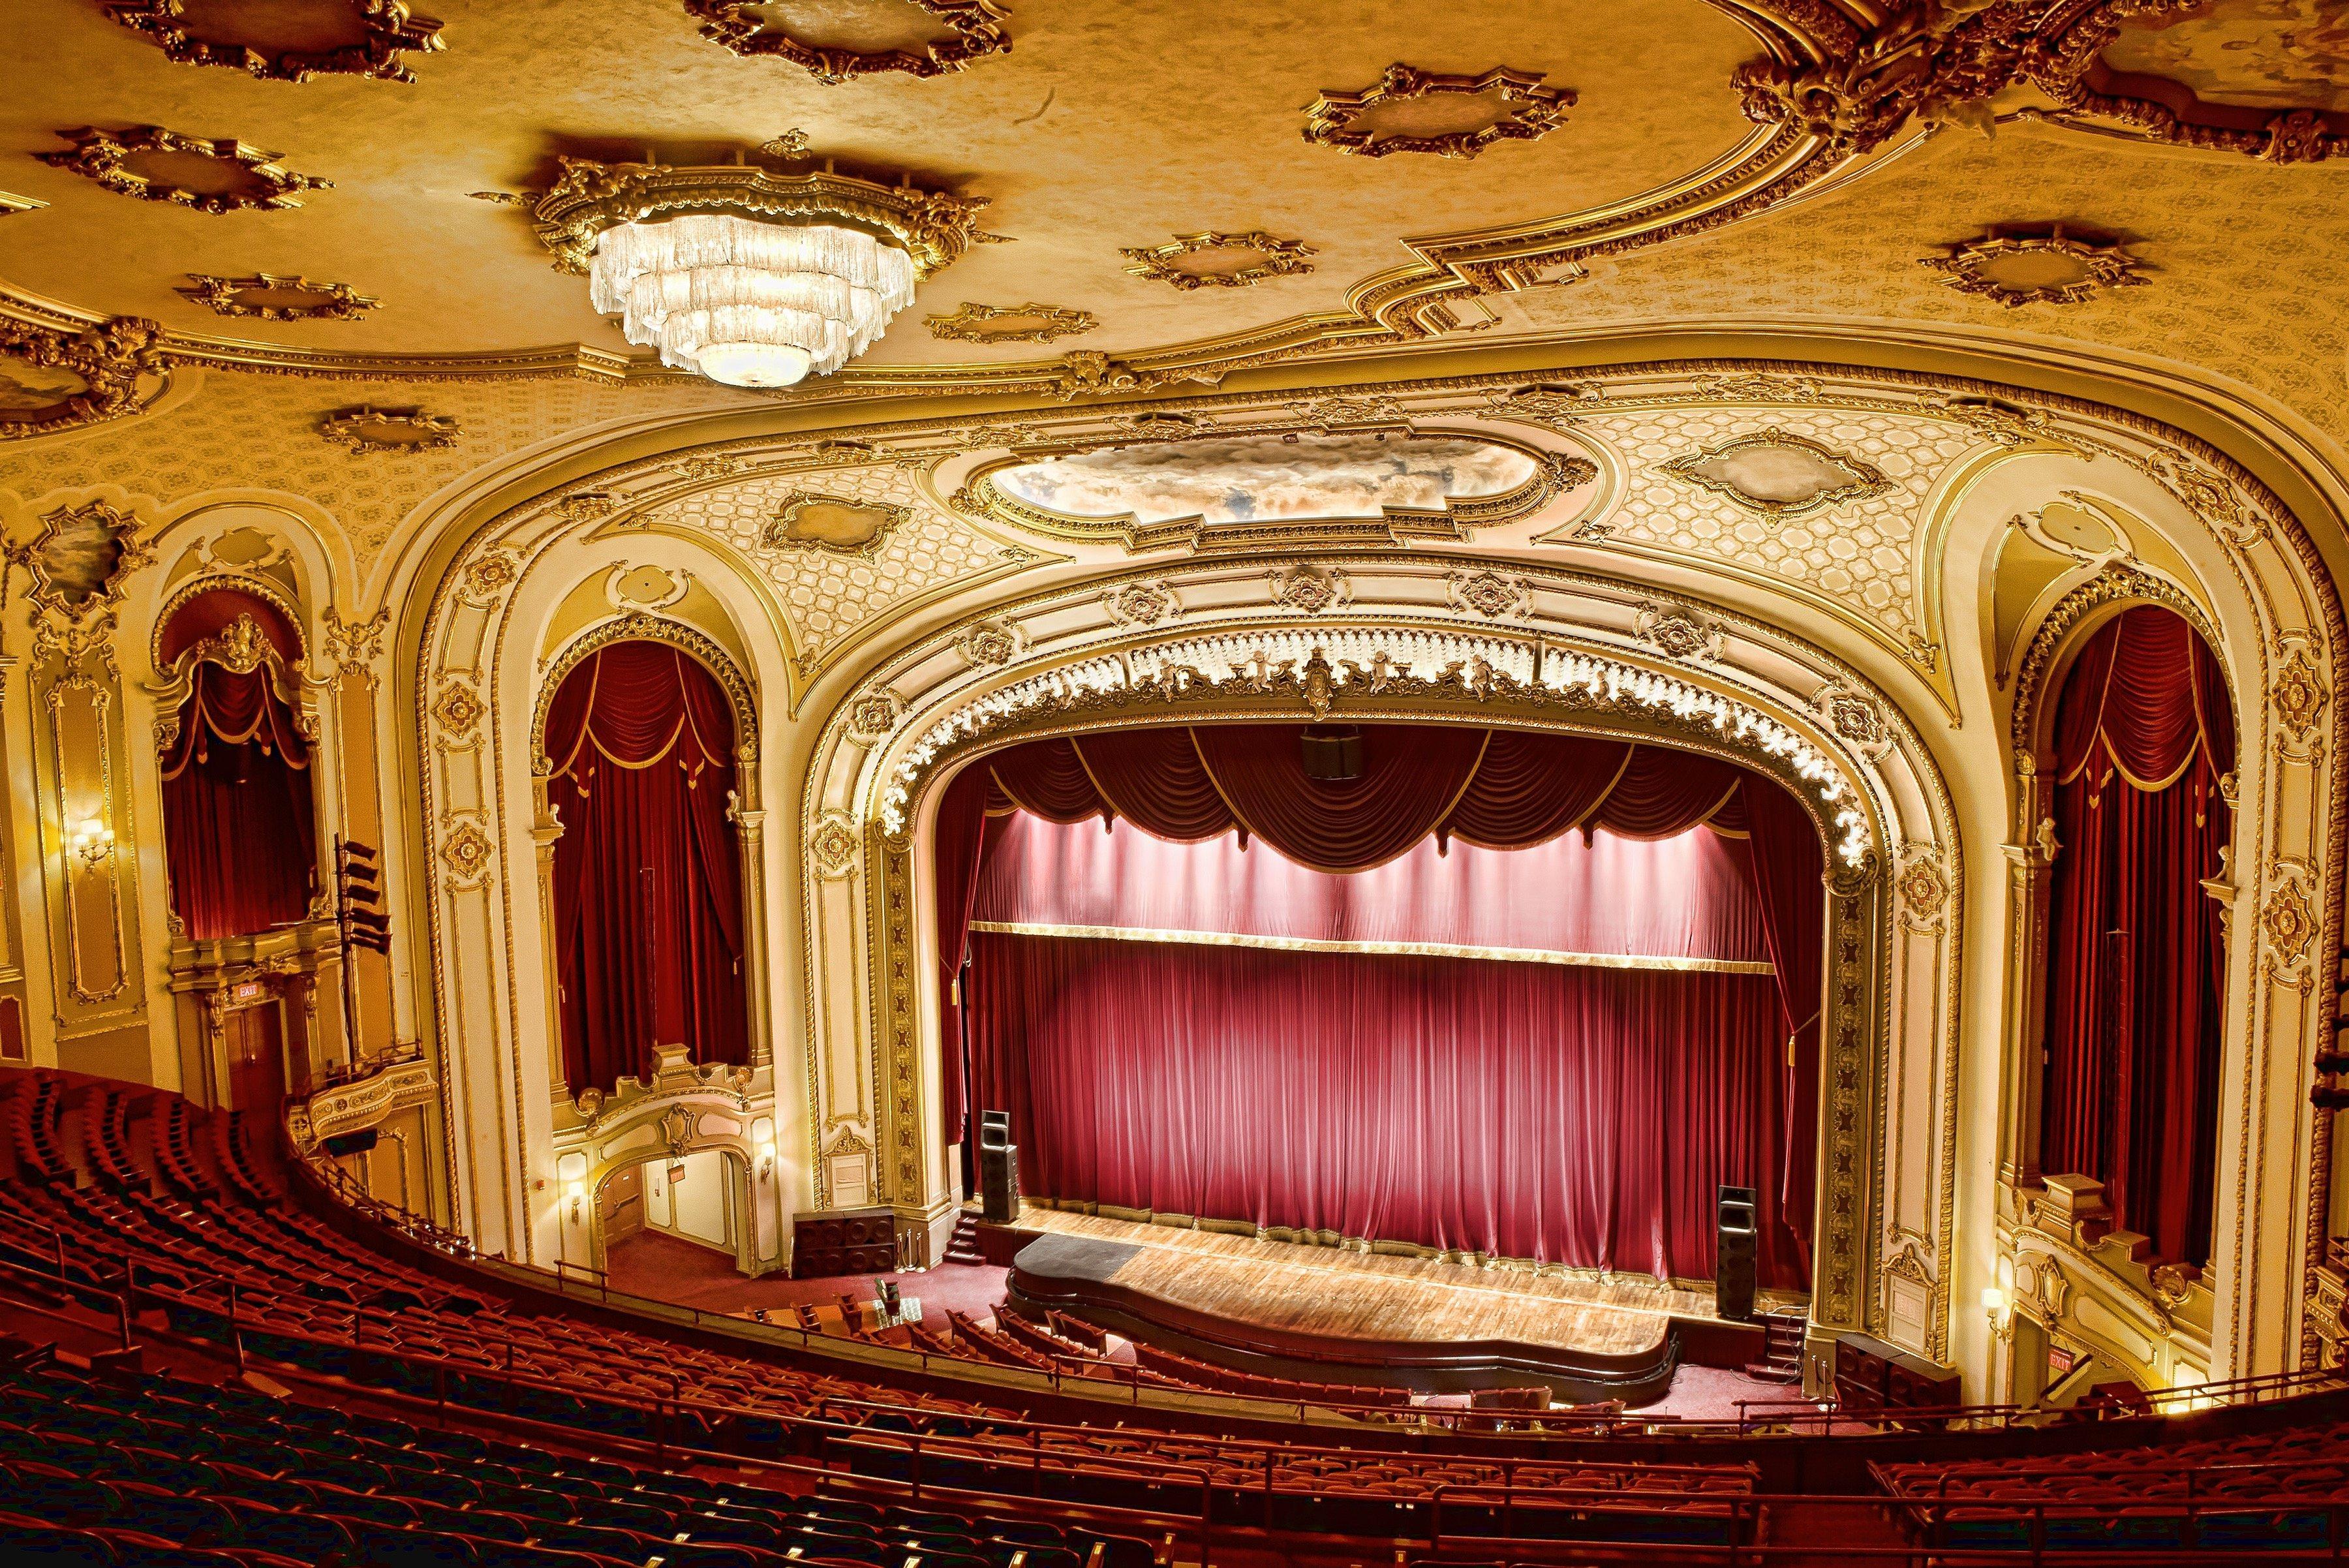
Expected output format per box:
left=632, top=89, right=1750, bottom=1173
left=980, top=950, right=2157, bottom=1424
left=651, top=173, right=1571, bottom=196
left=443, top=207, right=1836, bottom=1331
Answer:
left=69, top=816, right=115, bottom=870
left=557, top=1151, right=589, bottom=1224
left=527, top=144, right=996, bottom=388
left=1980, top=1284, right=2012, bottom=1341
left=751, top=1117, right=775, bottom=1180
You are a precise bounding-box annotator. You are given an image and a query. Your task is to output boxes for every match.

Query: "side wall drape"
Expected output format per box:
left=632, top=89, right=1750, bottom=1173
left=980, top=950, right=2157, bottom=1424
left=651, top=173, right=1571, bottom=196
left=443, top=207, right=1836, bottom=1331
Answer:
left=967, top=932, right=1807, bottom=1287
left=161, top=662, right=315, bottom=941
left=547, top=642, right=748, bottom=1092
left=2041, top=606, right=2232, bottom=1266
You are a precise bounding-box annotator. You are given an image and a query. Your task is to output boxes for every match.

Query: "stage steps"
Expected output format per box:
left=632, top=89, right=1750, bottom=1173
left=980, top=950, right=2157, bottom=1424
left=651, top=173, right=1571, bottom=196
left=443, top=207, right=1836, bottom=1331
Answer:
left=941, top=1207, right=987, bottom=1267
left=1745, top=1309, right=1806, bottom=1385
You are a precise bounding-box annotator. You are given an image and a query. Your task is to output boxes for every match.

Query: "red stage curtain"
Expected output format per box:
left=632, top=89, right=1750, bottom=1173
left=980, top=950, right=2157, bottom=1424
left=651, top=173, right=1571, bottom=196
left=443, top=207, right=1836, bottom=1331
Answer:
left=161, top=663, right=315, bottom=940
left=933, top=767, right=1017, bottom=1146
left=547, top=642, right=748, bottom=1092
left=1187, top=724, right=1490, bottom=871
left=1442, top=731, right=1630, bottom=848
left=2042, top=607, right=2232, bottom=1265
left=1737, top=778, right=1826, bottom=1274
left=967, top=931, right=1807, bottom=1287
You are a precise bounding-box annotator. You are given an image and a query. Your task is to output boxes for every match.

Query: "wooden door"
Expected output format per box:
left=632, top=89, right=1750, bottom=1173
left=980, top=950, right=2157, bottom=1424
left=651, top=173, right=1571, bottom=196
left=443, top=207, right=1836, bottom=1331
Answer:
left=600, top=1163, right=644, bottom=1243
left=224, top=1004, right=286, bottom=1114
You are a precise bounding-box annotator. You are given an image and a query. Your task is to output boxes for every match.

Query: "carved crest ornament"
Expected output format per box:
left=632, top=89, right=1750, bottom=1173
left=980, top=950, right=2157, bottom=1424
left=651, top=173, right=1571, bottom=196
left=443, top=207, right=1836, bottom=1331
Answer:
left=684, top=0, right=1011, bottom=83
left=0, top=315, right=166, bottom=440
left=1303, top=64, right=1575, bottom=159
left=39, top=126, right=330, bottom=212
left=179, top=273, right=382, bottom=322
left=1120, top=231, right=1318, bottom=291
left=97, top=0, right=448, bottom=83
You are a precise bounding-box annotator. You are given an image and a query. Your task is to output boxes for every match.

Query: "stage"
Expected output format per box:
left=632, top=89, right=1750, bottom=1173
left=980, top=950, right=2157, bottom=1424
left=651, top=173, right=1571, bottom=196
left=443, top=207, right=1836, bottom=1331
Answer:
left=1000, top=1209, right=1779, bottom=1405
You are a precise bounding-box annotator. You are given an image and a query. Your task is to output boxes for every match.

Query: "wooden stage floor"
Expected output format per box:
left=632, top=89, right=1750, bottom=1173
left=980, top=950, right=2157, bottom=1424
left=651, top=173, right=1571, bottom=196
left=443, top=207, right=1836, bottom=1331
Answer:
left=1011, top=1208, right=1721, bottom=1359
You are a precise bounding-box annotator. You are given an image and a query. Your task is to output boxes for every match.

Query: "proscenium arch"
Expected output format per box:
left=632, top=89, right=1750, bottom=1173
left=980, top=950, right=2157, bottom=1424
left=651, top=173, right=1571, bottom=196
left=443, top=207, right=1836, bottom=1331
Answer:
left=798, top=553, right=1960, bottom=1374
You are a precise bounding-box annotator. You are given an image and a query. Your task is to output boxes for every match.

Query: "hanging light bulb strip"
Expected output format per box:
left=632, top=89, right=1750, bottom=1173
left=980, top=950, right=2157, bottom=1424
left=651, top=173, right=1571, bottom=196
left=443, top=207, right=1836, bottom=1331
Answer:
left=876, top=626, right=1875, bottom=866
left=532, top=155, right=995, bottom=387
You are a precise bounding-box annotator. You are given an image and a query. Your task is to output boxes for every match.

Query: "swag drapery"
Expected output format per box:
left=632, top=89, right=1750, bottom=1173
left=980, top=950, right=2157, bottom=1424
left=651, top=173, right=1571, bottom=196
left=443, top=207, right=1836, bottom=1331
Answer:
left=546, top=641, right=748, bottom=1093
left=939, top=723, right=1824, bottom=1287
left=160, top=655, right=316, bottom=941
left=2041, top=606, right=2233, bottom=1267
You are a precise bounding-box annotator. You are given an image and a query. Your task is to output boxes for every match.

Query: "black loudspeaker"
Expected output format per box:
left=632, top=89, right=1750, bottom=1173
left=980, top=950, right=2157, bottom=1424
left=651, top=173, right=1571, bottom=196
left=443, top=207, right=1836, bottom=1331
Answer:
left=322, top=1128, right=380, bottom=1159
left=1715, top=1184, right=1758, bottom=1322
left=1299, top=725, right=1363, bottom=782
left=978, top=1109, right=1020, bottom=1223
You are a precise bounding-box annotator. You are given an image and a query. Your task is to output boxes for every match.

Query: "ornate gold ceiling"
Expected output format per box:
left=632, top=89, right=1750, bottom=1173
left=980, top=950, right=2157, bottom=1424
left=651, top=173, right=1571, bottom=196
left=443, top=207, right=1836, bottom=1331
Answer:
left=0, top=0, right=2344, bottom=447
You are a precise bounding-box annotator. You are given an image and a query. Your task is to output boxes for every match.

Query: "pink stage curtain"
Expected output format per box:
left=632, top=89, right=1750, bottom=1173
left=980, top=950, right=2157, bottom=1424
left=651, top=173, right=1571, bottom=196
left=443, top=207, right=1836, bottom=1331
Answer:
left=547, top=642, right=748, bottom=1092
left=967, top=932, right=1809, bottom=1288
left=2041, top=607, right=2232, bottom=1266
left=161, top=662, right=315, bottom=940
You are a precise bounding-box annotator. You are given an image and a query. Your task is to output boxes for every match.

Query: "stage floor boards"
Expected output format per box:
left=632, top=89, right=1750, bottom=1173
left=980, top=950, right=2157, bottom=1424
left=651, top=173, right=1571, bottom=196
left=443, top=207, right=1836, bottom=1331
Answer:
left=1013, top=1209, right=1719, bottom=1359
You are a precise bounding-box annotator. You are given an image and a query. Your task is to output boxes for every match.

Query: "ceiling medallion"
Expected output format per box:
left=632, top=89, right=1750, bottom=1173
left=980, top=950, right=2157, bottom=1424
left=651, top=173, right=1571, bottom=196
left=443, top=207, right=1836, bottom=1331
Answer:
left=96, top=0, right=447, bottom=84
left=759, top=492, right=910, bottom=557
left=925, top=301, right=1097, bottom=344
left=684, top=0, right=1010, bottom=83
left=1919, top=228, right=2149, bottom=307
left=1660, top=429, right=1894, bottom=521
left=529, top=149, right=996, bottom=386
left=8, top=500, right=155, bottom=624
left=38, top=126, right=331, bottom=213
left=1303, top=64, right=1575, bottom=159
left=1121, top=230, right=1317, bottom=291
left=318, top=405, right=461, bottom=453
left=0, top=315, right=167, bottom=440
left=177, top=273, right=380, bottom=322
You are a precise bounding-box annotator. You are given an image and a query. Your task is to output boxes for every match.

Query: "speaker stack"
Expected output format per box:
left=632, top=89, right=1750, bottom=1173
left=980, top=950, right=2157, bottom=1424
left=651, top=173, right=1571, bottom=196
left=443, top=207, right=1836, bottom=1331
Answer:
left=977, top=1108, right=1021, bottom=1223
left=1715, top=1184, right=1758, bottom=1321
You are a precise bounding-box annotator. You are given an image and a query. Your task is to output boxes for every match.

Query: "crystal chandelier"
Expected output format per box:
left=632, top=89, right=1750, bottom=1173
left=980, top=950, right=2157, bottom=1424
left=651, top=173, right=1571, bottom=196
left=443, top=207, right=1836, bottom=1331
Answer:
left=587, top=214, right=917, bottom=388
left=530, top=148, right=994, bottom=390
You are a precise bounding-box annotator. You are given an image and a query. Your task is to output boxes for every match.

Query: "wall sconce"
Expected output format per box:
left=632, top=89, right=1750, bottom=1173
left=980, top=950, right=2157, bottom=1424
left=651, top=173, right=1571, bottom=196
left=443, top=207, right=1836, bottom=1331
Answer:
left=1980, top=1284, right=2012, bottom=1341
left=556, top=1151, right=589, bottom=1224
left=751, top=1116, right=775, bottom=1180
left=69, top=816, right=114, bottom=870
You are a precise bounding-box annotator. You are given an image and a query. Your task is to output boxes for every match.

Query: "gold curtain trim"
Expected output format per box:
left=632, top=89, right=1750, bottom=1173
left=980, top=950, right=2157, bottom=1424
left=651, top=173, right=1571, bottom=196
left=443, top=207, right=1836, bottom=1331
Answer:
left=969, top=919, right=1777, bottom=975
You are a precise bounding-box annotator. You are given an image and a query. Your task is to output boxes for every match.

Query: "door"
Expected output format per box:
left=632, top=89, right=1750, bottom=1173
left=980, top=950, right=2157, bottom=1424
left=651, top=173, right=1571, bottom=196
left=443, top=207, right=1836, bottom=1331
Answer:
left=223, top=1004, right=286, bottom=1114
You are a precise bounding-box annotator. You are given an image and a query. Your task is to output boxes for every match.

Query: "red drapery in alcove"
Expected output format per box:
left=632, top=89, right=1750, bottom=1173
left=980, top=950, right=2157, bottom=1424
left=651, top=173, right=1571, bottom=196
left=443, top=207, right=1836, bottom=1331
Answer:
left=161, top=658, right=316, bottom=940
left=2042, top=607, right=2233, bottom=1266
left=945, top=724, right=1823, bottom=1287
left=546, top=642, right=748, bottom=1092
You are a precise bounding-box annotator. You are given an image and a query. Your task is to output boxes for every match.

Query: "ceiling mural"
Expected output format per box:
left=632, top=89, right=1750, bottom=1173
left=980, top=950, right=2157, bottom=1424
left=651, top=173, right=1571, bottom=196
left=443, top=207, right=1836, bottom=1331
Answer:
left=2100, top=0, right=2349, bottom=115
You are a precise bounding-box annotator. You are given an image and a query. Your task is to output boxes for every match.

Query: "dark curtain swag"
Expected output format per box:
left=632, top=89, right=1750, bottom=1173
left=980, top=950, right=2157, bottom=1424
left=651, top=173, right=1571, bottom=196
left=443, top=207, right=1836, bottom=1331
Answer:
left=547, top=642, right=749, bottom=1093
left=161, top=658, right=316, bottom=941
left=938, top=723, right=1824, bottom=1286
left=2041, top=607, right=2233, bottom=1267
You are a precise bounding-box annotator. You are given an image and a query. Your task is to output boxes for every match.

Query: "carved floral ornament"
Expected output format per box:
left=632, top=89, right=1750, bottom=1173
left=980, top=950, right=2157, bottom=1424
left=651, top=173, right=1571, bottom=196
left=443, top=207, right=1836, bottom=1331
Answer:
left=1120, top=231, right=1317, bottom=291
left=319, top=407, right=461, bottom=453
left=179, top=273, right=380, bottom=322
left=2262, top=872, right=2319, bottom=973
left=683, top=0, right=1011, bottom=83
left=2271, top=647, right=2329, bottom=746
left=1303, top=64, right=1575, bottom=159
left=809, top=812, right=861, bottom=880
left=39, top=127, right=330, bottom=212
left=874, top=625, right=1877, bottom=870
left=1894, top=850, right=1951, bottom=923
left=0, top=315, right=167, bottom=440
left=925, top=301, right=1097, bottom=345
left=1635, top=603, right=1721, bottom=661
left=438, top=819, right=493, bottom=884
left=97, top=0, right=448, bottom=83
left=846, top=690, right=905, bottom=747
left=1447, top=568, right=1531, bottom=620
left=1103, top=579, right=1180, bottom=627
left=1919, top=228, right=2149, bottom=308
left=430, top=680, right=485, bottom=740
left=1269, top=564, right=1348, bottom=614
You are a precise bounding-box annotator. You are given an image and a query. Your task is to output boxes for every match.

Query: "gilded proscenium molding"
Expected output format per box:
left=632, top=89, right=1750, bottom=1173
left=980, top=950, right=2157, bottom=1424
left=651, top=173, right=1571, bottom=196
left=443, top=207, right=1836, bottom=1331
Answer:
left=529, top=154, right=998, bottom=280
left=684, top=0, right=1011, bottom=83
left=874, top=627, right=1876, bottom=867
left=98, top=0, right=448, bottom=84
left=179, top=274, right=382, bottom=322
left=0, top=315, right=166, bottom=439
left=1304, top=65, right=1574, bottom=160
left=925, top=302, right=1098, bottom=345
left=1919, top=229, right=2149, bottom=309
left=38, top=127, right=331, bottom=213
left=318, top=407, right=461, bottom=453
left=1120, top=232, right=1318, bottom=292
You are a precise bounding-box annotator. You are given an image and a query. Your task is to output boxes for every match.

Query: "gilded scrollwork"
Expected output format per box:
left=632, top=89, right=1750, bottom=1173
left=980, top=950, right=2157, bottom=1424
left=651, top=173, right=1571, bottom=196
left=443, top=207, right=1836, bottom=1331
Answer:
left=1120, top=232, right=1317, bottom=291
left=684, top=0, right=1011, bottom=83
left=179, top=274, right=382, bottom=322
left=97, top=0, right=448, bottom=83
left=1302, top=64, right=1574, bottom=160
left=1920, top=229, right=2149, bottom=309
left=0, top=316, right=167, bottom=440
left=39, top=126, right=330, bottom=212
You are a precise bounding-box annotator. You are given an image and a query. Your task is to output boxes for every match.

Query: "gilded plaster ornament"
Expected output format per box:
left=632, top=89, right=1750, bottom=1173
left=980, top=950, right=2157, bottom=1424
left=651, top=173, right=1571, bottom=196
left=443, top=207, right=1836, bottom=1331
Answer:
left=684, top=0, right=1011, bottom=83
left=1103, top=579, right=1180, bottom=627
left=1303, top=64, right=1574, bottom=159
left=1661, top=429, right=1893, bottom=520
left=97, top=0, right=447, bottom=84
left=438, top=820, right=493, bottom=884
left=1634, top=603, right=1721, bottom=661
left=809, top=813, right=861, bottom=879
left=2272, top=647, right=2329, bottom=746
left=1268, top=564, right=1348, bottom=615
left=430, top=680, right=485, bottom=740
left=179, top=273, right=381, bottom=322
left=925, top=301, right=1097, bottom=344
left=761, top=493, right=909, bottom=557
left=0, top=315, right=166, bottom=440
left=318, top=407, right=461, bottom=453
left=846, top=690, right=904, bottom=747
left=957, top=619, right=1018, bottom=668
left=8, top=500, right=152, bottom=626
left=1894, top=850, right=1951, bottom=925
left=1919, top=228, right=2149, bottom=307
left=39, top=126, right=330, bottom=212
left=1445, top=568, right=1531, bottom=620
left=1120, top=232, right=1317, bottom=291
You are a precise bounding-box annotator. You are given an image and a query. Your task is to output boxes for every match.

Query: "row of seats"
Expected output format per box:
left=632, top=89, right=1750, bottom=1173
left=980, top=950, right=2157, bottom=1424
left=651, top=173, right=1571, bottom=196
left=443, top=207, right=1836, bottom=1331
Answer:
left=0, top=1069, right=1765, bottom=1546
left=0, top=1340, right=1158, bottom=1568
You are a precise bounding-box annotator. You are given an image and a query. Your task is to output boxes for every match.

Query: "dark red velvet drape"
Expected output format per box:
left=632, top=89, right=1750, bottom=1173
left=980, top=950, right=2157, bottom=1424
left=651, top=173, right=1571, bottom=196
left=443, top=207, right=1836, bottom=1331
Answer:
left=2041, top=607, right=2232, bottom=1266
left=547, top=642, right=748, bottom=1092
left=967, top=932, right=1807, bottom=1287
left=933, top=767, right=1015, bottom=1147
left=161, top=662, right=315, bottom=940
